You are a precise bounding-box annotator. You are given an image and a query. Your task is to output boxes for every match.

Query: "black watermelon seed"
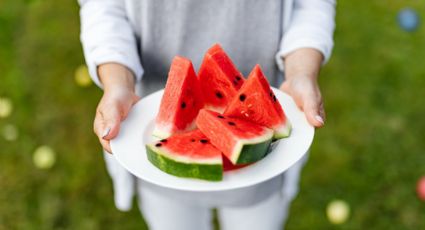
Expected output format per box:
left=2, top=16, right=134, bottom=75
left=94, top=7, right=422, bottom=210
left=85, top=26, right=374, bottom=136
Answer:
left=228, top=121, right=236, bottom=126
left=155, top=143, right=162, bottom=147
left=217, top=115, right=225, bottom=119
left=181, top=102, right=186, bottom=109
left=191, top=139, right=196, bottom=142
left=160, top=139, right=167, bottom=143
left=239, top=94, right=246, bottom=101
left=235, top=76, right=242, bottom=81
left=200, top=139, right=208, bottom=144
left=215, top=92, right=223, bottom=99
left=273, top=96, right=277, bottom=102
left=269, top=92, right=273, bottom=97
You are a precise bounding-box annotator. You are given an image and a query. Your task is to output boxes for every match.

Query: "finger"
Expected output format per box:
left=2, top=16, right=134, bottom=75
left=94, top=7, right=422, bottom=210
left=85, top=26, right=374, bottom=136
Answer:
left=279, top=82, right=290, bottom=94
left=319, top=102, right=326, bottom=122
left=99, top=105, right=122, bottom=140
left=303, top=96, right=325, bottom=128
left=99, top=137, right=112, bottom=154
left=132, top=94, right=141, bottom=105
left=94, top=113, right=105, bottom=139
left=280, top=81, right=304, bottom=111
left=121, top=94, right=140, bottom=120
left=94, top=113, right=113, bottom=153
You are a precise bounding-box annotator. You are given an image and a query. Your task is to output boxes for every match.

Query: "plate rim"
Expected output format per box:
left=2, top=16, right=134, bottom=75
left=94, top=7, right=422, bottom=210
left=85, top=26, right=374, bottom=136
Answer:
left=111, top=88, right=314, bottom=192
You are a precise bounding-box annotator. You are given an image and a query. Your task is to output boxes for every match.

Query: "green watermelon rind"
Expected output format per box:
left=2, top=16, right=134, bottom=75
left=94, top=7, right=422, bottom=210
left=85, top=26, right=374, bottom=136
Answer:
left=146, top=145, right=223, bottom=181
left=234, top=138, right=273, bottom=164
left=229, top=130, right=274, bottom=164
left=273, top=121, right=292, bottom=140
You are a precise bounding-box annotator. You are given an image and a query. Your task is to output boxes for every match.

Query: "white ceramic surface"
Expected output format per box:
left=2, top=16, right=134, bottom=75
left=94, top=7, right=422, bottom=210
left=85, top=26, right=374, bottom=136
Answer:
left=111, top=88, right=314, bottom=192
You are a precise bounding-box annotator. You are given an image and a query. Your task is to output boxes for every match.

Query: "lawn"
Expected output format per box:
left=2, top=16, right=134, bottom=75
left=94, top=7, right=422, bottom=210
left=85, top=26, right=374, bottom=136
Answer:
left=0, top=0, right=424, bottom=229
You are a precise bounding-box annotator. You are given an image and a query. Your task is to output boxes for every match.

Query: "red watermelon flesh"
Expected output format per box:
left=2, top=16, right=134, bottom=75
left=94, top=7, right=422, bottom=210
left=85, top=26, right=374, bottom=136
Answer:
left=224, top=65, right=291, bottom=139
left=198, top=44, right=245, bottom=113
left=196, top=109, right=273, bottom=165
left=153, top=56, right=204, bottom=138
left=222, top=155, right=250, bottom=171
left=146, top=130, right=223, bottom=181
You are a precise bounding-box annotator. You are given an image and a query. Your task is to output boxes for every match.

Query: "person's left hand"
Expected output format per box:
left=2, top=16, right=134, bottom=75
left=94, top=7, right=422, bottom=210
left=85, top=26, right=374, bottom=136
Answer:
left=280, top=75, right=325, bottom=128
left=280, top=48, right=326, bottom=128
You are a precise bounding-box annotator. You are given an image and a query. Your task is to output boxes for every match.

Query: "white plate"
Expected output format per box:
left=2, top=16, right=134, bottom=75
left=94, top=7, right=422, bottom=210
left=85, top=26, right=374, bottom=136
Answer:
left=111, top=88, right=314, bottom=192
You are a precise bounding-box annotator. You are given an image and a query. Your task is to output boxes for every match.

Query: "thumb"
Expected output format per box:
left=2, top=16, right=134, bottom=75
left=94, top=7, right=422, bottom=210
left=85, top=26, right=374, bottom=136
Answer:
left=101, top=106, right=122, bottom=140
left=132, top=94, right=141, bottom=105
left=303, top=96, right=325, bottom=128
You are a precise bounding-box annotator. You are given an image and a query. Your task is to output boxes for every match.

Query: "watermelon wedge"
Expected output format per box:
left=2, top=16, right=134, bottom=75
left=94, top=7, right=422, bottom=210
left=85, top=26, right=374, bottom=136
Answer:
left=196, top=109, right=273, bottom=165
left=222, top=155, right=251, bottom=171
left=224, top=65, right=291, bottom=139
left=198, top=44, right=244, bottom=112
left=153, top=56, right=204, bottom=138
left=146, top=130, right=223, bottom=181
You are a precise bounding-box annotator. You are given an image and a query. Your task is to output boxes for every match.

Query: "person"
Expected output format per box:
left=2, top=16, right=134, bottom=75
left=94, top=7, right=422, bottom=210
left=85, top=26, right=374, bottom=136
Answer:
left=78, top=0, right=335, bottom=229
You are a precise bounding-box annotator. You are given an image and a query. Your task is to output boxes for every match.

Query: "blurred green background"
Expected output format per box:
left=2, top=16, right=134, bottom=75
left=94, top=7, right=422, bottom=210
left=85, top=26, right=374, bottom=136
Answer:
left=1, top=0, right=425, bottom=229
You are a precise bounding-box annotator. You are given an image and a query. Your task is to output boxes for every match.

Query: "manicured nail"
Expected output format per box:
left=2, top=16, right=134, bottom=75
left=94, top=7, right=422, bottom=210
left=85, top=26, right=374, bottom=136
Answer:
left=102, top=127, right=111, bottom=139
left=315, top=115, right=324, bottom=125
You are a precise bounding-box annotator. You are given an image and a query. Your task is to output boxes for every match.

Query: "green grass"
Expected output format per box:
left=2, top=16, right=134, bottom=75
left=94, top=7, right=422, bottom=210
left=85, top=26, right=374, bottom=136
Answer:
left=1, top=0, right=424, bottom=229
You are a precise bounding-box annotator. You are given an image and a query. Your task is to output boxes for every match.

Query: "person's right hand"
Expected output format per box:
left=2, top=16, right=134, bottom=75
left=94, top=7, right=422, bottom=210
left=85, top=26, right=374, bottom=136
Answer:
left=93, top=63, right=139, bottom=153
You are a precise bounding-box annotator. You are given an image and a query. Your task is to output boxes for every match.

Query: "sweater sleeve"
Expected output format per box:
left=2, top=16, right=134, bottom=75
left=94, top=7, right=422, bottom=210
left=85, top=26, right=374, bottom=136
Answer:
left=276, top=0, right=336, bottom=72
left=78, top=0, right=143, bottom=88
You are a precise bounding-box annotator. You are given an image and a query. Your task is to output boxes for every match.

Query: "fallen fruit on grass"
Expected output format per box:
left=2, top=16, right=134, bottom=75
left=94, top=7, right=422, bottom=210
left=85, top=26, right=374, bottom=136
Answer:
left=397, top=8, right=420, bottom=32
left=33, top=145, right=56, bottom=169
left=326, top=199, right=350, bottom=224
left=0, top=97, right=13, bottom=118
left=74, top=65, right=92, bottom=87
left=417, top=176, right=425, bottom=201
left=1, top=124, right=18, bottom=141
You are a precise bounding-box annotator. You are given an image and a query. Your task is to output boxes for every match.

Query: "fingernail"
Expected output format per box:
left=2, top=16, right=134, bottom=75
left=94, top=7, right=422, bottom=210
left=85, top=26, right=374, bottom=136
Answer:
left=102, top=127, right=111, bottom=139
left=315, top=115, right=324, bottom=125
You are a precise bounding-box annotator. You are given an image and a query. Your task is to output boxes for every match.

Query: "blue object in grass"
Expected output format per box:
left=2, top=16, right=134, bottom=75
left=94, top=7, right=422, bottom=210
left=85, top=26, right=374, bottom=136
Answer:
left=397, top=8, right=420, bottom=32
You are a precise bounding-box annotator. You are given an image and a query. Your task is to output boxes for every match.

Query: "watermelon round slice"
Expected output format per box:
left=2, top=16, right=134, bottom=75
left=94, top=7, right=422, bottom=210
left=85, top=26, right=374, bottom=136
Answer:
left=224, top=65, right=291, bottom=139
left=196, top=109, right=273, bottom=165
left=198, top=44, right=245, bottom=113
left=153, top=56, right=204, bottom=138
left=146, top=130, right=223, bottom=181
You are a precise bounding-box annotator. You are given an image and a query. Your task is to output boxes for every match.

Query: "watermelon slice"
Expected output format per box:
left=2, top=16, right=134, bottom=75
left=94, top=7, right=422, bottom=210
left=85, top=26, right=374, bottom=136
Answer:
left=146, top=130, right=223, bottom=181
left=198, top=44, right=244, bottom=112
left=196, top=109, right=273, bottom=165
left=153, top=56, right=204, bottom=138
left=224, top=65, right=291, bottom=139
left=222, top=155, right=251, bottom=171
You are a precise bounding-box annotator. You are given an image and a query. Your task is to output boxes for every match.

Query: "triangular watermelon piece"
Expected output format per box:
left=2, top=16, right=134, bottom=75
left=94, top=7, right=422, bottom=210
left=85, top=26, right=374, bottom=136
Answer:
left=198, top=44, right=245, bottom=113
left=224, top=65, right=291, bottom=139
left=222, top=155, right=251, bottom=171
left=196, top=109, right=273, bottom=165
left=153, top=56, right=204, bottom=138
left=146, top=130, right=223, bottom=181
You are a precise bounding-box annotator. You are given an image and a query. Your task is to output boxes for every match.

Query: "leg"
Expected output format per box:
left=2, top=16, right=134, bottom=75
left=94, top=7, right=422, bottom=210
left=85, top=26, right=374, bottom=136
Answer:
left=137, top=181, right=213, bottom=230
left=218, top=192, right=290, bottom=230
left=219, top=153, right=309, bottom=230
left=103, top=151, right=135, bottom=211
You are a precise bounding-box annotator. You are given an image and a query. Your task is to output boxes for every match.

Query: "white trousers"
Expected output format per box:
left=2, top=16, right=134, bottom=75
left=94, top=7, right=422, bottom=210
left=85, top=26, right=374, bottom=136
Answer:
left=104, top=152, right=308, bottom=230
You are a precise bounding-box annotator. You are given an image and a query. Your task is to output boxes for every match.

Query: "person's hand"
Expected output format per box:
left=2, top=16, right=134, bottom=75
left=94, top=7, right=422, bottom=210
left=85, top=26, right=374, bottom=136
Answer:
left=280, top=48, right=326, bottom=128
left=280, top=75, right=325, bottom=127
left=94, top=87, right=140, bottom=153
left=93, top=63, right=139, bottom=153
